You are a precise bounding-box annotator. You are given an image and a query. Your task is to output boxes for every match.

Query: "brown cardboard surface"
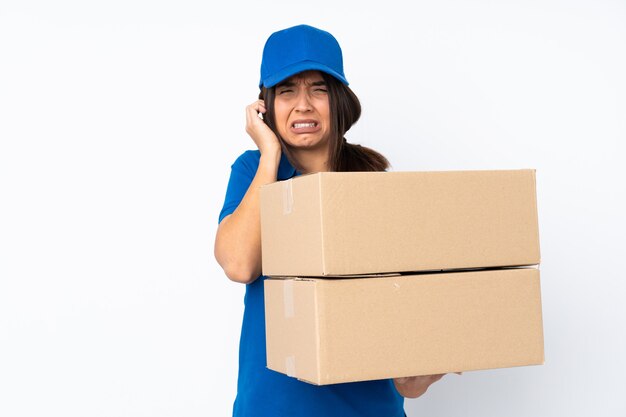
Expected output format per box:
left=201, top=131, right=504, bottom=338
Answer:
left=264, top=268, right=544, bottom=385
left=260, top=170, right=540, bottom=277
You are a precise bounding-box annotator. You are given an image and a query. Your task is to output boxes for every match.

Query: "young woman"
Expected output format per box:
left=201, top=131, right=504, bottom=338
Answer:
left=215, top=24, right=445, bottom=417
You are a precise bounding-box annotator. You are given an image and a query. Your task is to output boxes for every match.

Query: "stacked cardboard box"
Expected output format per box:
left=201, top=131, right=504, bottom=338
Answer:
left=260, top=170, right=543, bottom=385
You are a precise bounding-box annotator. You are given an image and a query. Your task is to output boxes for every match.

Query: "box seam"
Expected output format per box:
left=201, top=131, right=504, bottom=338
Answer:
left=313, top=280, right=324, bottom=384
left=318, top=173, right=327, bottom=276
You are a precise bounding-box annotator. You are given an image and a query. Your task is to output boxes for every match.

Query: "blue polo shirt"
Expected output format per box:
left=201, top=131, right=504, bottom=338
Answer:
left=219, top=150, right=405, bottom=417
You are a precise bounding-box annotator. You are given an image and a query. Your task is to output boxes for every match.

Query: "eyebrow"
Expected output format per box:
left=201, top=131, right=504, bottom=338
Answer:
left=276, top=80, right=327, bottom=89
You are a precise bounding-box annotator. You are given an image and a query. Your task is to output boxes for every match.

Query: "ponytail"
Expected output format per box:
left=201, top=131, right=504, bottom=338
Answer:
left=335, top=139, right=390, bottom=172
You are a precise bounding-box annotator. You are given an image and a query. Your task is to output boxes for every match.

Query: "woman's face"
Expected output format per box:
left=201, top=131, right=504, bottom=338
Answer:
left=273, top=70, right=331, bottom=152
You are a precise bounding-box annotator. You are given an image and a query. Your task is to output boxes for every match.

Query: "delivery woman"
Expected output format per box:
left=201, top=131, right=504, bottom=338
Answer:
left=214, top=24, right=445, bottom=417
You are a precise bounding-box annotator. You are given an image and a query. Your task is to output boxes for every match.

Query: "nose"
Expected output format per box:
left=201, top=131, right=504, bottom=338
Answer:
left=294, top=90, right=313, bottom=112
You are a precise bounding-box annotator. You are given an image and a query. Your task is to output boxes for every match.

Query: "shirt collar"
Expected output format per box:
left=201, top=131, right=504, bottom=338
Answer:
left=277, top=152, right=299, bottom=180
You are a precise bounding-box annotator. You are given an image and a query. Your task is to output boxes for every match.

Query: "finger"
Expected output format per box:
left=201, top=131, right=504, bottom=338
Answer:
left=430, top=374, right=445, bottom=383
left=247, top=101, right=267, bottom=120
left=246, top=104, right=263, bottom=122
left=249, top=99, right=266, bottom=110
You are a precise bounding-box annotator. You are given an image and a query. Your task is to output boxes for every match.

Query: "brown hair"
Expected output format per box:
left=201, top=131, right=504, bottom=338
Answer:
left=259, top=72, right=390, bottom=173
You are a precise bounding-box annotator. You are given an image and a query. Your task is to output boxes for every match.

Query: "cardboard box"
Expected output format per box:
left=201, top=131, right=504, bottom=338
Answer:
left=264, top=267, right=544, bottom=385
left=260, top=170, right=540, bottom=277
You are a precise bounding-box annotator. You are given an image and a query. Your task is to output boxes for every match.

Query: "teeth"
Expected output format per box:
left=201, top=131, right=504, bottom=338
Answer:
left=293, top=123, right=316, bottom=128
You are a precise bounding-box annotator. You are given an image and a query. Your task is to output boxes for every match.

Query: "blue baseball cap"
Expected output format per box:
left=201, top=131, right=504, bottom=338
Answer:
left=259, top=24, right=349, bottom=89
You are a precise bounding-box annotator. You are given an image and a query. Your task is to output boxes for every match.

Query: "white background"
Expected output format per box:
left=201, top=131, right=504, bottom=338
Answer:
left=1, top=1, right=625, bottom=416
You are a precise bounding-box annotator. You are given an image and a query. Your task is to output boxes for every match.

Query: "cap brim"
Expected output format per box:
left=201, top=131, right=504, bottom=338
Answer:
left=260, top=61, right=348, bottom=88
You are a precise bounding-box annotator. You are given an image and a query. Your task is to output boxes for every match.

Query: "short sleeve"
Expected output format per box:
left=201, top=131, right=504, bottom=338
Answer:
left=218, top=150, right=261, bottom=224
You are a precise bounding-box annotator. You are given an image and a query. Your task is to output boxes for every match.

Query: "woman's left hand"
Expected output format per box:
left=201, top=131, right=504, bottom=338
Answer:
left=393, top=374, right=446, bottom=398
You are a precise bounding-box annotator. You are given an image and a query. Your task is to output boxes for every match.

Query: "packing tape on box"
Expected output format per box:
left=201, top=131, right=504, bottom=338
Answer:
left=285, top=356, right=296, bottom=378
left=282, top=180, right=293, bottom=215
left=283, top=279, right=294, bottom=318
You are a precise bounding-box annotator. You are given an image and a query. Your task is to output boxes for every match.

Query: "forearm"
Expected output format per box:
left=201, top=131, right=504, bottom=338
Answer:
left=215, top=151, right=281, bottom=283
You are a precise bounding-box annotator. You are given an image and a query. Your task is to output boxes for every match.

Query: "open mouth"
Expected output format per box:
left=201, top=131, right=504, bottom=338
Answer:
left=292, top=122, right=317, bottom=128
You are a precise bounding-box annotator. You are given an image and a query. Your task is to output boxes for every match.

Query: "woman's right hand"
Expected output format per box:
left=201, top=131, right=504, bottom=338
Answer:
left=245, top=99, right=281, bottom=155
left=215, top=100, right=282, bottom=284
